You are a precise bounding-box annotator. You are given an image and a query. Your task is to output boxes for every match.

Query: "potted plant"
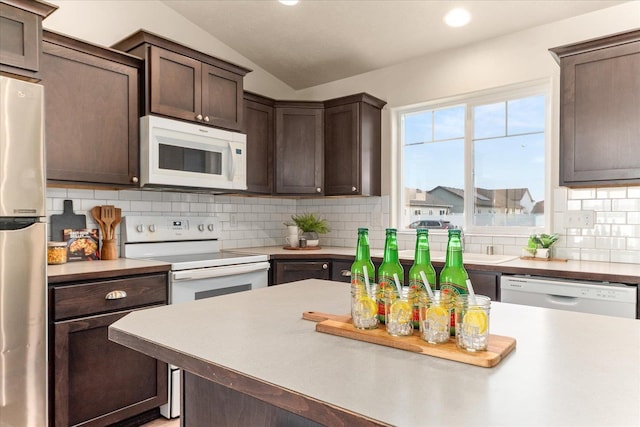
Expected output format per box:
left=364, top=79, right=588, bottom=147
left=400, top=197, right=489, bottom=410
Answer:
left=525, top=233, right=559, bottom=259
left=290, top=213, right=329, bottom=247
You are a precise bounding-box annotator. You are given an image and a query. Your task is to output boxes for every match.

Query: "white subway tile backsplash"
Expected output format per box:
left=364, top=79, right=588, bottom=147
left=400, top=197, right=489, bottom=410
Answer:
left=597, top=188, right=627, bottom=199
left=611, top=198, right=640, bottom=212
left=566, top=200, right=581, bottom=210
left=568, top=189, right=596, bottom=200
left=627, top=187, right=640, bottom=198
left=582, top=199, right=610, bottom=211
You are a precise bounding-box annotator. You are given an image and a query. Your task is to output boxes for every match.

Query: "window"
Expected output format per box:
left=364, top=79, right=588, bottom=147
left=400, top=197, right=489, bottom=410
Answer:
left=396, top=80, right=550, bottom=234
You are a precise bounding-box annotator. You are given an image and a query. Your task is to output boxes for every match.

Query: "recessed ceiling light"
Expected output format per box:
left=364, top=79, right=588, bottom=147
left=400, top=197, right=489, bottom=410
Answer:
left=279, top=0, right=299, bottom=5
left=444, top=7, right=471, bottom=27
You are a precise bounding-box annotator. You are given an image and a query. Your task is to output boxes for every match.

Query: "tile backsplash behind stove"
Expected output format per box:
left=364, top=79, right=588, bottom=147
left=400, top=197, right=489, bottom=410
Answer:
left=46, top=186, right=640, bottom=264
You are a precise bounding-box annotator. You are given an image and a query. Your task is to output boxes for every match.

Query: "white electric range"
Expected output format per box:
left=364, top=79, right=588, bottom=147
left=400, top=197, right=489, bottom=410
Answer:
left=121, top=215, right=270, bottom=419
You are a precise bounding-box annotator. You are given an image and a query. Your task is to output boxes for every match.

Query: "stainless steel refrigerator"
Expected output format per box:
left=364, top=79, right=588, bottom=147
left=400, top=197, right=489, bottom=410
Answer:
left=0, top=75, right=47, bottom=426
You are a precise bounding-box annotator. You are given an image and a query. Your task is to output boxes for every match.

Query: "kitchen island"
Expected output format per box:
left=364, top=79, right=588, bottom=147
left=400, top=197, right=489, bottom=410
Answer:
left=110, top=279, right=640, bottom=426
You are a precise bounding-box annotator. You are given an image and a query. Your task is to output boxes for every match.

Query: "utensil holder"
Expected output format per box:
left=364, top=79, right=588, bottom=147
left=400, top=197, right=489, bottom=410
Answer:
left=101, top=239, right=117, bottom=260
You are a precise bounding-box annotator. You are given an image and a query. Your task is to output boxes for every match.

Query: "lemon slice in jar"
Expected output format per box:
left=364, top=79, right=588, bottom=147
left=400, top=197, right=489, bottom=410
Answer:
left=463, top=308, right=488, bottom=334
left=355, top=296, right=377, bottom=317
left=389, top=300, right=412, bottom=323
left=426, top=305, right=448, bottom=323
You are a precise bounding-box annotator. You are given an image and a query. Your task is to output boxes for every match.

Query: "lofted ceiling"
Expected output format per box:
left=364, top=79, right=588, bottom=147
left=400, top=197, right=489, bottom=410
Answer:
left=162, top=0, right=626, bottom=89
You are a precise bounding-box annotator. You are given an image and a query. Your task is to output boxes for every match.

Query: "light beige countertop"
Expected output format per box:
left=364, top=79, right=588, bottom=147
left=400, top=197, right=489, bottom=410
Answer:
left=47, top=258, right=170, bottom=283
left=110, top=279, right=640, bottom=426
left=229, top=246, right=640, bottom=284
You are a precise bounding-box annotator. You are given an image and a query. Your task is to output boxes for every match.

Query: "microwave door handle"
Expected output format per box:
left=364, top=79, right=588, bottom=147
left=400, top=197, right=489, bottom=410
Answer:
left=228, top=142, right=236, bottom=180
left=172, top=261, right=270, bottom=281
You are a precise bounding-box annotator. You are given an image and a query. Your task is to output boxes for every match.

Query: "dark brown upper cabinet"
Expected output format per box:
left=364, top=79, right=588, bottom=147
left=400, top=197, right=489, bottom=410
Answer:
left=0, top=0, right=57, bottom=81
left=41, top=30, right=142, bottom=187
left=324, top=93, right=386, bottom=196
left=274, top=101, right=324, bottom=195
left=550, top=29, right=640, bottom=187
left=112, top=30, right=251, bottom=132
left=244, top=92, right=275, bottom=194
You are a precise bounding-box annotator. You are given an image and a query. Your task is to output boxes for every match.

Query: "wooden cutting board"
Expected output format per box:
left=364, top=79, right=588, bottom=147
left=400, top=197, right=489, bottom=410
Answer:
left=302, top=312, right=516, bottom=368
left=50, top=199, right=86, bottom=241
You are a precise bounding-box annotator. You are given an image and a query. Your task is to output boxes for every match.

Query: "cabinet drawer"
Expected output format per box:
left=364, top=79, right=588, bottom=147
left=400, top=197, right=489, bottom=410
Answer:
left=53, top=274, right=167, bottom=320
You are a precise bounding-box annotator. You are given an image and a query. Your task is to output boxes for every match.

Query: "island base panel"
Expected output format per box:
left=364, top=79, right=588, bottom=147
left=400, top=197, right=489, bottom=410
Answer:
left=182, top=371, right=323, bottom=427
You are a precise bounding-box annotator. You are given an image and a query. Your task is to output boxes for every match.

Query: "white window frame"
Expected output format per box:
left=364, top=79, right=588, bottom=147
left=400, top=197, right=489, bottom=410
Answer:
left=393, top=78, right=553, bottom=236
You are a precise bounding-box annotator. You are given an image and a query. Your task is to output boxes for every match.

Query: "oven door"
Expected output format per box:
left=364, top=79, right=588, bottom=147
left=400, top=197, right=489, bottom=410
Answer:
left=170, top=261, right=270, bottom=304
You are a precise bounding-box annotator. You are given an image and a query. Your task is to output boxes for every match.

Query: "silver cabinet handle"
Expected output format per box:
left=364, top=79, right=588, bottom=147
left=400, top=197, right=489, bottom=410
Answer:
left=322, top=263, right=328, bottom=270
left=131, top=176, right=139, bottom=183
left=316, top=187, right=322, bottom=193
left=204, top=116, right=210, bottom=122
left=196, top=114, right=203, bottom=120
left=105, top=290, right=127, bottom=300
left=352, top=186, right=357, bottom=192
left=341, top=269, right=351, bottom=277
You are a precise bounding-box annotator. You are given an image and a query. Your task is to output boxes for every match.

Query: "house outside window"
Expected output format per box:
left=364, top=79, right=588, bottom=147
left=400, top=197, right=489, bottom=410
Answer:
left=396, top=80, right=551, bottom=234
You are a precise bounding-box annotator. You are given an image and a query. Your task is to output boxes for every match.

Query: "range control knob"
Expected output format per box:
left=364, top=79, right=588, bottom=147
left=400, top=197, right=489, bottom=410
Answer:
left=149, top=225, right=156, bottom=232
left=198, top=224, right=205, bottom=232
left=207, top=224, right=215, bottom=232
left=136, top=224, right=144, bottom=233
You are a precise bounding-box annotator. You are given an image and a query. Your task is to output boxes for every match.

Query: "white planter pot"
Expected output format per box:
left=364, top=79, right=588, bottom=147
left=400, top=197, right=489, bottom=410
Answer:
left=535, top=248, right=550, bottom=259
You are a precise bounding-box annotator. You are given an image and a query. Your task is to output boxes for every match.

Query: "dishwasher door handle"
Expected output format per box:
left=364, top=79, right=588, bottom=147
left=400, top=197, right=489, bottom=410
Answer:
left=546, top=294, right=579, bottom=306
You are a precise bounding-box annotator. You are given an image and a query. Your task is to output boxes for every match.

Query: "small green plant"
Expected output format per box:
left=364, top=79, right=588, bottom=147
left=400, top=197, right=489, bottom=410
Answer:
left=528, top=233, right=559, bottom=249
left=290, top=213, right=330, bottom=234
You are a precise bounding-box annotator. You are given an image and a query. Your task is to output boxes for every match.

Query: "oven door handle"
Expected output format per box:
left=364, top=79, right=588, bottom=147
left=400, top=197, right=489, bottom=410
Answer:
left=171, top=261, right=270, bottom=281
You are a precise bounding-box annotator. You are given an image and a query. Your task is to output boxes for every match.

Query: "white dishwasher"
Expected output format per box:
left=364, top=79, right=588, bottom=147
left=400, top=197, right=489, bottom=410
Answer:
left=500, top=275, right=637, bottom=319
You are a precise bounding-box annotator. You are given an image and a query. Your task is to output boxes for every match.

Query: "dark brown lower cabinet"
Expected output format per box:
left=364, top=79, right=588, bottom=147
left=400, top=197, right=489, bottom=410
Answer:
left=466, top=270, right=500, bottom=301
left=53, top=309, right=167, bottom=427
left=271, top=260, right=330, bottom=285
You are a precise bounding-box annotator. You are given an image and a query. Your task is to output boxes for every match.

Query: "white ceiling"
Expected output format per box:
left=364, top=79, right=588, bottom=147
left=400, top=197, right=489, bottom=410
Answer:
left=162, top=0, right=625, bottom=89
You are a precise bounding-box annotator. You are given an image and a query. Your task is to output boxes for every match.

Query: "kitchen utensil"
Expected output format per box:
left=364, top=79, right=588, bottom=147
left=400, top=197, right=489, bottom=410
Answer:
left=101, top=239, right=117, bottom=260
left=101, top=205, right=116, bottom=240
left=90, top=206, right=108, bottom=240
left=50, top=199, right=86, bottom=241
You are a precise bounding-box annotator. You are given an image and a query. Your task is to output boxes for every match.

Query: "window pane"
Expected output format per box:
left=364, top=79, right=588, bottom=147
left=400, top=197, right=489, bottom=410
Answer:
left=404, top=111, right=432, bottom=145
left=434, top=106, right=464, bottom=140
left=508, top=95, right=545, bottom=134
left=474, top=102, right=505, bottom=139
left=403, top=139, right=464, bottom=229
left=473, top=133, right=545, bottom=227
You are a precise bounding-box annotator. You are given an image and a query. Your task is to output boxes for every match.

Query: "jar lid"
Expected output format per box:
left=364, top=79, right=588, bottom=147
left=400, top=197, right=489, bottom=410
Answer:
left=48, top=241, right=67, bottom=247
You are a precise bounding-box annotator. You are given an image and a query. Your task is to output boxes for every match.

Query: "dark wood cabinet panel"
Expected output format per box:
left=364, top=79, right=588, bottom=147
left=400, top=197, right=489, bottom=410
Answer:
left=331, top=260, right=354, bottom=283
left=113, top=30, right=250, bottom=132
left=244, top=92, right=274, bottom=194
left=324, top=93, right=385, bottom=196
left=0, top=0, right=57, bottom=80
left=41, top=30, right=141, bottom=187
left=466, top=270, right=500, bottom=301
left=550, top=29, right=640, bottom=186
left=149, top=45, right=200, bottom=121
left=275, top=103, right=324, bottom=194
left=272, top=260, right=330, bottom=285
left=50, top=273, right=168, bottom=426
left=53, top=308, right=167, bottom=427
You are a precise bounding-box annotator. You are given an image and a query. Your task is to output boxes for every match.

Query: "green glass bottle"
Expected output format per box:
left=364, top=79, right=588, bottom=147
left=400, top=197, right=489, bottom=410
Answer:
left=376, top=228, right=404, bottom=323
left=350, top=228, right=375, bottom=292
left=408, top=228, right=437, bottom=328
left=439, top=229, right=468, bottom=335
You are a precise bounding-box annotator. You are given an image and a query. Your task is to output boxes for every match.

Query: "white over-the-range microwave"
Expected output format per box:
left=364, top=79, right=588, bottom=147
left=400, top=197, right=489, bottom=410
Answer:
left=139, top=115, right=247, bottom=191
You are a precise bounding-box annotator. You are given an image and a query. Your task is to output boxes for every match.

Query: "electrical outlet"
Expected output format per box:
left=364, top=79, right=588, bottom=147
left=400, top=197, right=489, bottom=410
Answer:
left=565, top=210, right=595, bottom=229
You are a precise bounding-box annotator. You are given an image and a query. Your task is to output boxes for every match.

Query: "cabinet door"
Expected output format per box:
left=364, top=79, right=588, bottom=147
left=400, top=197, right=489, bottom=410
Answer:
left=202, top=63, right=244, bottom=131
left=324, top=103, right=360, bottom=195
left=466, top=270, right=500, bottom=301
left=558, top=36, right=640, bottom=186
left=0, top=2, right=40, bottom=75
left=149, top=45, right=202, bottom=122
left=275, top=107, right=324, bottom=194
left=244, top=97, right=274, bottom=193
left=41, top=38, right=140, bottom=186
left=272, top=260, right=330, bottom=285
left=53, top=308, right=167, bottom=427
left=331, top=260, right=354, bottom=283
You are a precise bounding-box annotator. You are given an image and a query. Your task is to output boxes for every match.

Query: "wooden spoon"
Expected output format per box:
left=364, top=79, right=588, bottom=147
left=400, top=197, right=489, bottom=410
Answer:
left=101, top=205, right=116, bottom=240
left=91, top=206, right=108, bottom=241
